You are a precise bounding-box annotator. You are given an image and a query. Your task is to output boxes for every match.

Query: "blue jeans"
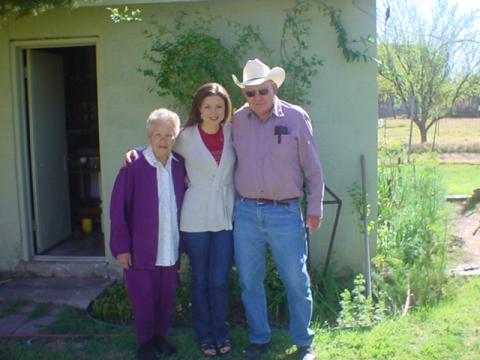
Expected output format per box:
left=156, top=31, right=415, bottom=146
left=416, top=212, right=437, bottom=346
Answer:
left=181, top=230, right=233, bottom=343
left=233, top=199, right=314, bottom=347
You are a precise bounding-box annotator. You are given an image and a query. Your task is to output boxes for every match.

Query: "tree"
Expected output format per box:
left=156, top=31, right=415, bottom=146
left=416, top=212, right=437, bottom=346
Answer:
left=0, top=0, right=75, bottom=17
left=377, top=0, right=480, bottom=143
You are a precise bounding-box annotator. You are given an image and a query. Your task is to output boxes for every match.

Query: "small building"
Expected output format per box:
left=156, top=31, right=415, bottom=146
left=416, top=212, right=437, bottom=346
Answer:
left=0, top=0, right=377, bottom=278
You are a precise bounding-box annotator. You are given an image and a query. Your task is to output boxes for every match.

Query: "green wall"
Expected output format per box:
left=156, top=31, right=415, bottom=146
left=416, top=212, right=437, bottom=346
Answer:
left=0, top=0, right=377, bottom=277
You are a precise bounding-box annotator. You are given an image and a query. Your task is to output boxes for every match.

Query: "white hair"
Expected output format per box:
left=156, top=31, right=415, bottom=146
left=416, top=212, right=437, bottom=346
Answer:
left=146, top=108, right=181, bottom=135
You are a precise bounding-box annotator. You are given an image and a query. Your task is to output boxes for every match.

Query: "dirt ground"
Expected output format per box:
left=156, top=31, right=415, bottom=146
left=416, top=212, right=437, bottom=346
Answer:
left=426, top=150, right=480, bottom=275
left=438, top=153, right=480, bottom=164
left=381, top=119, right=480, bottom=274
left=449, top=200, right=480, bottom=275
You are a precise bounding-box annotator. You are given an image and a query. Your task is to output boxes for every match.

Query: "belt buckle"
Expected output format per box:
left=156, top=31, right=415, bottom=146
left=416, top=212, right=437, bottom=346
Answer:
left=256, top=199, right=266, bottom=205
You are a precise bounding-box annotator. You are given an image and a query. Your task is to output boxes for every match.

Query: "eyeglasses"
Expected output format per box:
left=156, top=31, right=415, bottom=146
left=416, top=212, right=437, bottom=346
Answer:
left=244, top=88, right=269, bottom=98
left=153, top=134, right=176, bottom=141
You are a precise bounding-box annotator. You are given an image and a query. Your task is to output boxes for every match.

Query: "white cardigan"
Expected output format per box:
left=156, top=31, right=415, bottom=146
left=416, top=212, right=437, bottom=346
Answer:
left=173, top=124, right=236, bottom=232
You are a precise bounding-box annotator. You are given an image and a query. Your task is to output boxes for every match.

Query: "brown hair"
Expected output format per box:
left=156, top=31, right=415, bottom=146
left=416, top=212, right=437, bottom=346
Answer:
left=183, top=83, right=232, bottom=128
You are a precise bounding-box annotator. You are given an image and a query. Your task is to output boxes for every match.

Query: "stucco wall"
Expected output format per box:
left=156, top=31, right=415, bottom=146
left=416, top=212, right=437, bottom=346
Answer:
left=0, top=25, right=24, bottom=269
left=0, top=0, right=377, bottom=277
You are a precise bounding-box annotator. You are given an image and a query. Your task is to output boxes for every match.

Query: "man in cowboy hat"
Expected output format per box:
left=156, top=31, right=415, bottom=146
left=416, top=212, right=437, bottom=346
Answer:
left=232, top=59, right=324, bottom=360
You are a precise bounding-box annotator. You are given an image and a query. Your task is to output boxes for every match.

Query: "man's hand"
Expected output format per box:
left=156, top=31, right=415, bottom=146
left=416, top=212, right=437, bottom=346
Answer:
left=116, top=252, right=132, bottom=270
left=306, top=215, right=321, bottom=234
left=123, top=149, right=139, bottom=166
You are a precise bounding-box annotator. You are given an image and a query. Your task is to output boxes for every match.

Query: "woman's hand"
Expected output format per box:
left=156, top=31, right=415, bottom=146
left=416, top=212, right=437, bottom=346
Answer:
left=116, top=252, right=132, bottom=270
left=123, top=149, right=139, bottom=166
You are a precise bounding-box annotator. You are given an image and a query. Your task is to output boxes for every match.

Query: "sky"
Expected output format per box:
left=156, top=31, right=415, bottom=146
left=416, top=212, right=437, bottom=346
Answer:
left=419, top=0, right=480, bottom=14
left=379, top=0, right=480, bottom=22
left=377, top=0, right=480, bottom=37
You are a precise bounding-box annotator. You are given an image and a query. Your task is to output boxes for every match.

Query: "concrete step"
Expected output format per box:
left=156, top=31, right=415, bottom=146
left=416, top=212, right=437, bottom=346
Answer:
left=0, top=277, right=114, bottom=310
left=13, top=256, right=119, bottom=279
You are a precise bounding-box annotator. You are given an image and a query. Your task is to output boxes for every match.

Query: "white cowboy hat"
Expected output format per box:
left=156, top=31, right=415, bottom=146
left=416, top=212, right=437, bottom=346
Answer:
left=232, top=59, right=285, bottom=88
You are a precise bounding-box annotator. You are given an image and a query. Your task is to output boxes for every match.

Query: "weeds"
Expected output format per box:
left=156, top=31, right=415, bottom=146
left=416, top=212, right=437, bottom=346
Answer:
left=409, top=142, right=480, bottom=154
left=374, top=149, right=449, bottom=312
left=339, top=149, right=450, bottom=326
left=337, top=274, right=386, bottom=328
left=0, top=299, right=30, bottom=319
left=28, top=303, right=51, bottom=320
left=90, top=285, right=132, bottom=324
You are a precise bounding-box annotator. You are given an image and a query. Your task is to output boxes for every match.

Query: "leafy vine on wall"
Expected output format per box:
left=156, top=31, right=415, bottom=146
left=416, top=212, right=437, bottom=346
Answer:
left=141, top=13, right=270, bottom=114
left=141, top=0, right=373, bottom=109
left=315, top=0, right=375, bottom=63
left=1, top=1, right=372, bottom=106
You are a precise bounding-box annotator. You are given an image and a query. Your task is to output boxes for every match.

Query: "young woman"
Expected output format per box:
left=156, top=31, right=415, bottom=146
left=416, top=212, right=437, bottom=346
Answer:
left=173, top=83, right=235, bottom=357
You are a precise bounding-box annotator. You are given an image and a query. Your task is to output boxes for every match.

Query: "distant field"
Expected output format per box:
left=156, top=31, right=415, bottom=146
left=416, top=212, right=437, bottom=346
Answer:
left=378, top=117, right=480, bottom=195
left=378, top=117, right=480, bottom=151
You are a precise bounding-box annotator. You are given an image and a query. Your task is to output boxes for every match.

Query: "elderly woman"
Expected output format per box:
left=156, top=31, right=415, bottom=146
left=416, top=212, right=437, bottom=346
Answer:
left=110, top=108, right=186, bottom=360
left=124, top=84, right=235, bottom=357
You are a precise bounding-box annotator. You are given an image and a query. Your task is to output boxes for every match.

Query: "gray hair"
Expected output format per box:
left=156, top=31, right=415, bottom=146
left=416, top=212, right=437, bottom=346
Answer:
left=146, top=108, right=181, bottom=136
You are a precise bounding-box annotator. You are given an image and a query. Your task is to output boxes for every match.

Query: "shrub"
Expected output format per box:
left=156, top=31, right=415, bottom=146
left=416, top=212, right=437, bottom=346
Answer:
left=337, top=274, right=386, bottom=328
left=263, top=250, right=340, bottom=327
left=339, top=150, right=449, bottom=325
left=374, top=149, right=449, bottom=312
left=90, top=284, right=132, bottom=324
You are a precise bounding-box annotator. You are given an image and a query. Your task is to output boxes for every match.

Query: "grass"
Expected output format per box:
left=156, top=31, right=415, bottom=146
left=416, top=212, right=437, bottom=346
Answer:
left=379, top=117, right=480, bottom=196
left=314, top=276, right=480, bottom=359
left=0, top=300, right=30, bottom=319
left=438, top=164, right=480, bottom=196
left=28, top=304, right=51, bottom=320
left=1, top=277, right=479, bottom=359
left=41, top=307, right=125, bottom=335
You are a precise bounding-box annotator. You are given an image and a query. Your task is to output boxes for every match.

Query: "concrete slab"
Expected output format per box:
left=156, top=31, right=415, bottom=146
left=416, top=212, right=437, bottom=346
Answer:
left=14, top=315, right=57, bottom=334
left=0, top=277, right=114, bottom=310
left=18, top=303, right=37, bottom=314
left=0, top=315, right=28, bottom=335
left=14, top=258, right=118, bottom=278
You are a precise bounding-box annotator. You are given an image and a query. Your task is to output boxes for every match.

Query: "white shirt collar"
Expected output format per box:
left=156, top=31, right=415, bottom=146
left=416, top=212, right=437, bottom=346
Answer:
left=143, top=146, right=176, bottom=168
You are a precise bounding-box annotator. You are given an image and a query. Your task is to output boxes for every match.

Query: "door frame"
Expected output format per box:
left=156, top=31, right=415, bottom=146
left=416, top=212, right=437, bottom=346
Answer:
left=10, top=37, right=100, bottom=260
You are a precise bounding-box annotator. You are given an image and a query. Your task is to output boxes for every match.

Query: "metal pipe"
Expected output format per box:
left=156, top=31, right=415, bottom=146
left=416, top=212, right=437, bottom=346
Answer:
left=305, top=185, right=342, bottom=279
left=321, top=185, right=342, bottom=278
left=360, top=155, right=372, bottom=297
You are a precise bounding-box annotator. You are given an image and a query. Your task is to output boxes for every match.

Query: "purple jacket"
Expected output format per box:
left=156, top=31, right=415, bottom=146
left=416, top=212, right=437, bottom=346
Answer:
left=109, top=152, right=186, bottom=269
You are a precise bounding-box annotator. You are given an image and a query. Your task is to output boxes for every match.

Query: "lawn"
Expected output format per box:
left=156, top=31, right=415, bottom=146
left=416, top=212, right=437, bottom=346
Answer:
left=313, top=277, right=480, bottom=360
left=1, top=277, right=479, bottom=359
left=438, top=163, right=480, bottom=196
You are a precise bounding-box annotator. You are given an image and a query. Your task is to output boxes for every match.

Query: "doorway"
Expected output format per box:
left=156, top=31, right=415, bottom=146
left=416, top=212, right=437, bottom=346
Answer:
left=23, top=45, right=103, bottom=257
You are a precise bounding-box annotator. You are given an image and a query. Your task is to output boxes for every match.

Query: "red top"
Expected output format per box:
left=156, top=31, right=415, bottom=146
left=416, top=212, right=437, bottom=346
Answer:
left=198, top=125, right=224, bottom=165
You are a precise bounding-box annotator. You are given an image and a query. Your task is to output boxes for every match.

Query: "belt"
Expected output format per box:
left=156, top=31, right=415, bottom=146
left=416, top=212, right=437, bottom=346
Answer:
left=241, top=197, right=299, bottom=206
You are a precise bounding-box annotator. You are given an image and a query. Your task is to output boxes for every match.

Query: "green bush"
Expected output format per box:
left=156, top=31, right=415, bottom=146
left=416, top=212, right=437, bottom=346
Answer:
left=374, top=149, right=449, bottom=312
left=90, top=284, right=132, bottom=324
left=338, top=150, right=449, bottom=326
left=262, top=250, right=340, bottom=327
left=337, top=274, right=386, bottom=328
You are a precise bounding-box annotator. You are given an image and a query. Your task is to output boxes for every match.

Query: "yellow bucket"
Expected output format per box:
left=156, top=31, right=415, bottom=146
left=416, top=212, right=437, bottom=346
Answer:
left=81, top=218, right=93, bottom=233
